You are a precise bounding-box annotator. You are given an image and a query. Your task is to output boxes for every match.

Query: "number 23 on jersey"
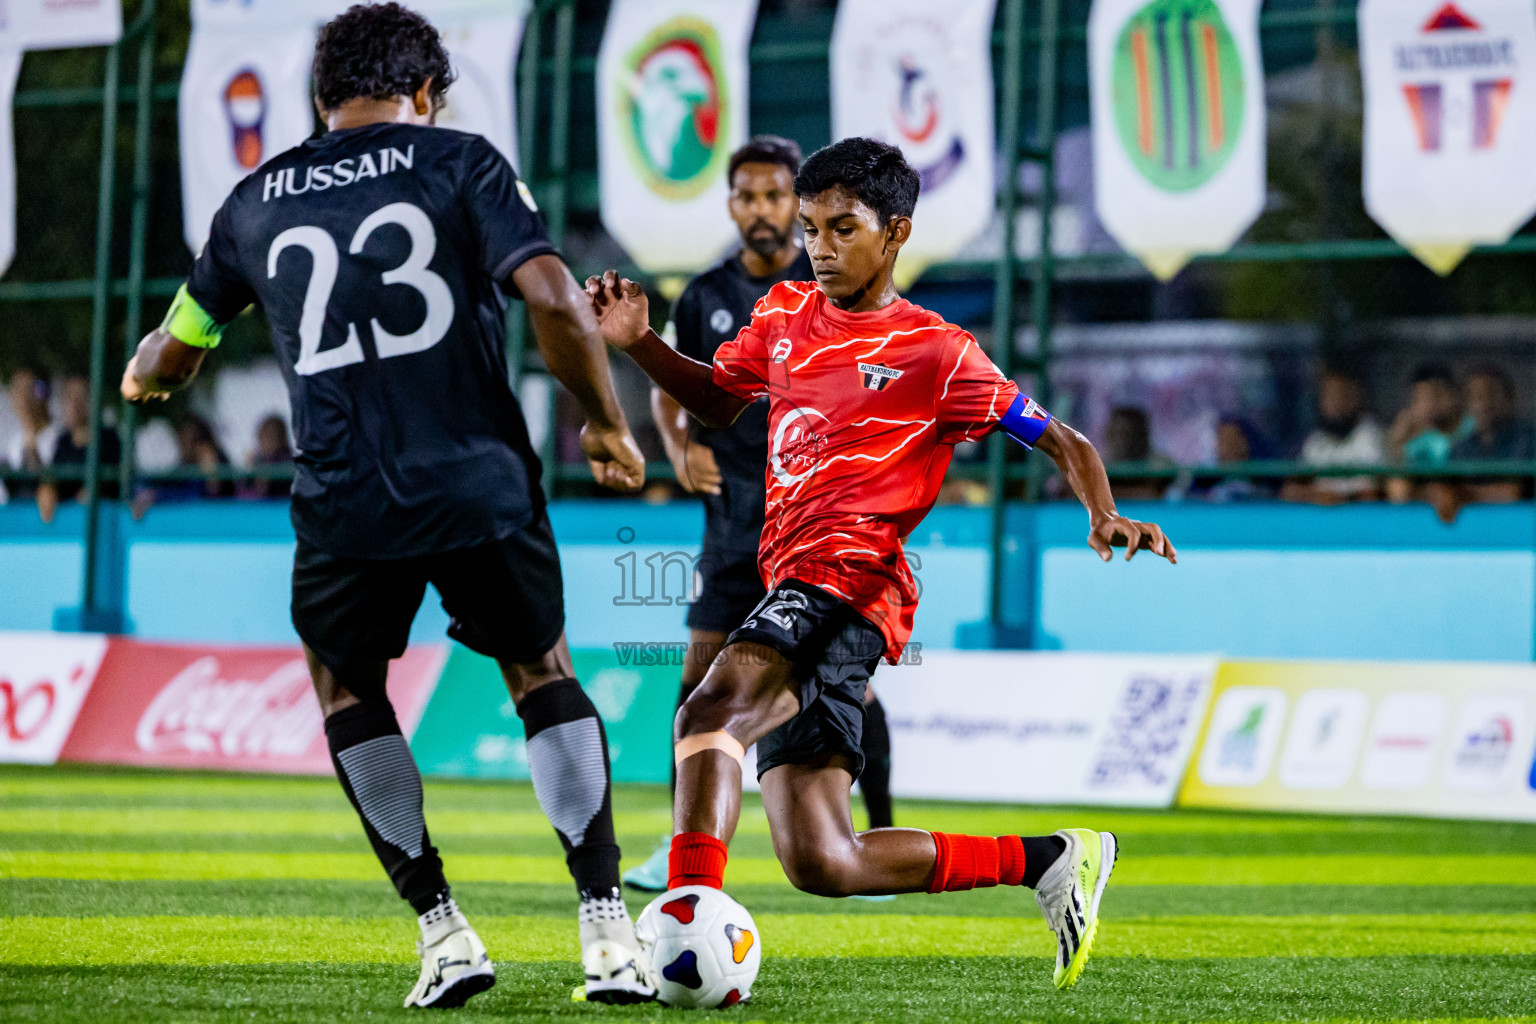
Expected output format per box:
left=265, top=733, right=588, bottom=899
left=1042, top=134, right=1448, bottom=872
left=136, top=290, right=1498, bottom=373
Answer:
left=267, top=201, right=455, bottom=377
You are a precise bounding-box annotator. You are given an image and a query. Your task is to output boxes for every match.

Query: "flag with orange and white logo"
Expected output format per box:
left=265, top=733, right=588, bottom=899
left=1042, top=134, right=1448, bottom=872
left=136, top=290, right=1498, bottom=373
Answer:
left=179, top=0, right=529, bottom=254
left=1361, top=0, right=1536, bottom=274
left=179, top=0, right=336, bottom=253
left=1089, top=0, right=1265, bottom=281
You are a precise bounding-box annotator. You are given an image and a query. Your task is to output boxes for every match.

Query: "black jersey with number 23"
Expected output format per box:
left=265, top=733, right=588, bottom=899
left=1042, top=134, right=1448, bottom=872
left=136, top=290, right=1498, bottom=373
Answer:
left=186, top=122, right=556, bottom=559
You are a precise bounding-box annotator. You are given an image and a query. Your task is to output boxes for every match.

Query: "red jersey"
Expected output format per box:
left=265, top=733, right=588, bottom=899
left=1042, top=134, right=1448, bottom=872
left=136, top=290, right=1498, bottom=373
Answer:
left=710, top=281, right=1038, bottom=663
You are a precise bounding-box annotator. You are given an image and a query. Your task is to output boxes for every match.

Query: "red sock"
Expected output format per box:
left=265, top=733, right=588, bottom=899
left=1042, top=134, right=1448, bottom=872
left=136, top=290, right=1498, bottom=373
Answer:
left=668, top=832, right=728, bottom=889
left=928, top=833, right=1027, bottom=893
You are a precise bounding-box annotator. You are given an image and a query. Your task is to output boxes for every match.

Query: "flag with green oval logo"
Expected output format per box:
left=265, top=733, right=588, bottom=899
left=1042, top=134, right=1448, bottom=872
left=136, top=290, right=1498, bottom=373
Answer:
left=1089, top=0, right=1264, bottom=280
left=598, top=0, right=760, bottom=273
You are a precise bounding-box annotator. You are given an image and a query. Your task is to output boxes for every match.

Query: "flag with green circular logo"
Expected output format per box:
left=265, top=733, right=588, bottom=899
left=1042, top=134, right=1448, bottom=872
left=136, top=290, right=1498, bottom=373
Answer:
left=598, top=0, right=759, bottom=273
left=1090, top=0, right=1264, bottom=280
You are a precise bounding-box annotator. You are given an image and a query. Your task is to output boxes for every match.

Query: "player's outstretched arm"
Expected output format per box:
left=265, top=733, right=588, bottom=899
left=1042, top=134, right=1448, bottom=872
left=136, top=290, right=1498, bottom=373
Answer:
left=121, top=330, right=208, bottom=403
left=586, top=271, right=749, bottom=429
left=514, top=255, right=645, bottom=492
left=1034, top=419, right=1178, bottom=564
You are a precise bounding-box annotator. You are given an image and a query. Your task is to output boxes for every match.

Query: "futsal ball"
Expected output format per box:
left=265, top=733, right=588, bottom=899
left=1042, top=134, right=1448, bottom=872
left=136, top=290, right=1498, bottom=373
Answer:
left=635, top=885, right=761, bottom=1008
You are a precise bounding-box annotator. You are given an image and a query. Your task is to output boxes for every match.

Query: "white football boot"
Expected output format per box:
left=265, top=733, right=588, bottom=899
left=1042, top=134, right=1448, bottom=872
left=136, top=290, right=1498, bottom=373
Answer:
left=571, top=894, right=657, bottom=1005
left=1034, top=828, right=1118, bottom=990
left=403, top=904, right=495, bottom=1009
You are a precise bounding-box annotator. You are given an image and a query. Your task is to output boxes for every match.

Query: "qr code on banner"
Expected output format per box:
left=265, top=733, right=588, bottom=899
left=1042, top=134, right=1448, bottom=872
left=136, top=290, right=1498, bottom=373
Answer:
left=1086, top=674, right=1206, bottom=790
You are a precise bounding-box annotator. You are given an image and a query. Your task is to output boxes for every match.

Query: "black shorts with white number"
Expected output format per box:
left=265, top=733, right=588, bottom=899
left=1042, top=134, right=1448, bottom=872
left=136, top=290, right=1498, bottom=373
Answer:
left=729, top=579, right=885, bottom=781
left=292, top=514, right=565, bottom=677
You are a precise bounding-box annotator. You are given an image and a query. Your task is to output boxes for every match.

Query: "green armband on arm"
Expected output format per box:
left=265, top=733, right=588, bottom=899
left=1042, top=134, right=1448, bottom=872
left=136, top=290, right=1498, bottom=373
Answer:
left=161, top=284, right=227, bottom=349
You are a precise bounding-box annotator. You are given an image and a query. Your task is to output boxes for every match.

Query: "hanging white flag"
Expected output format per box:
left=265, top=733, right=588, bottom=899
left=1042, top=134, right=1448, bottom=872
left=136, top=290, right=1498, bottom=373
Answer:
left=598, top=0, right=759, bottom=273
left=1361, top=0, right=1536, bottom=275
left=415, top=0, right=529, bottom=170
left=180, top=0, right=529, bottom=252
left=179, top=1, right=331, bottom=253
left=829, top=0, right=996, bottom=286
left=0, top=50, right=18, bottom=278
left=1089, top=0, right=1265, bottom=280
left=0, top=2, right=122, bottom=279
left=1, top=0, right=121, bottom=51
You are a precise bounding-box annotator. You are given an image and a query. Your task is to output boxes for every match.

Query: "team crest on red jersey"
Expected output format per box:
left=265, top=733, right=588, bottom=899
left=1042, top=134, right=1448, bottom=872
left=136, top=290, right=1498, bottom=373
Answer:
left=857, top=362, right=903, bottom=391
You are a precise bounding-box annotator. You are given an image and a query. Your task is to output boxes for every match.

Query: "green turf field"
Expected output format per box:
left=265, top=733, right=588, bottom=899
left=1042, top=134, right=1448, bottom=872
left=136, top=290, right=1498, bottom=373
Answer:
left=2, top=765, right=1534, bottom=1023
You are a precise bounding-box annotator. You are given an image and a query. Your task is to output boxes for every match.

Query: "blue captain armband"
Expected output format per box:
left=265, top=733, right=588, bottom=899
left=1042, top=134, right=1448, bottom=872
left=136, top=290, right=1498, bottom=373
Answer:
left=999, top=392, right=1052, bottom=449
left=160, top=284, right=227, bottom=350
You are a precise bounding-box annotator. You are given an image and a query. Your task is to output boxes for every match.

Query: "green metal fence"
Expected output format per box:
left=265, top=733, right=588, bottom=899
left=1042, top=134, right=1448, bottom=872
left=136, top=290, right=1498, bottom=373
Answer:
left=3, top=0, right=1535, bottom=643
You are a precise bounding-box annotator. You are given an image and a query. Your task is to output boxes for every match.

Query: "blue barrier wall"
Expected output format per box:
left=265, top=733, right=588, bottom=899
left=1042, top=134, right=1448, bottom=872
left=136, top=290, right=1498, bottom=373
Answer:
left=1, top=499, right=1532, bottom=660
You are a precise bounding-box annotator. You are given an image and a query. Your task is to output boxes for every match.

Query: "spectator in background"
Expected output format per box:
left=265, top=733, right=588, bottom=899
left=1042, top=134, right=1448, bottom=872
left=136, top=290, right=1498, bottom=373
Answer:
left=1186, top=414, right=1276, bottom=503
left=1386, top=364, right=1472, bottom=504
left=1423, top=364, right=1534, bottom=523
left=1282, top=367, right=1384, bottom=504
left=131, top=414, right=234, bottom=517
left=49, top=373, right=122, bottom=507
left=1103, top=406, right=1174, bottom=500
left=238, top=414, right=293, bottom=500
left=1388, top=364, right=1470, bottom=466
left=6, top=368, right=58, bottom=476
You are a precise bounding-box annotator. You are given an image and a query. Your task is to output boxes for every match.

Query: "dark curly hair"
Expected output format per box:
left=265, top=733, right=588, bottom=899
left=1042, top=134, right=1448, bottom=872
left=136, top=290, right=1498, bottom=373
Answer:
left=728, top=134, right=802, bottom=183
left=312, top=3, right=456, bottom=113
left=793, top=137, right=920, bottom=223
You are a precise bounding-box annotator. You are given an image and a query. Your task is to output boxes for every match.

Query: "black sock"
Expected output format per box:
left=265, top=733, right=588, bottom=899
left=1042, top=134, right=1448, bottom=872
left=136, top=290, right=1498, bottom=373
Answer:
left=517, top=678, right=620, bottom=897
left=325, top=700, right=448, bottom=915
left=1020, top=835, right=1068, bottom=889
left=858, top=695, right=894, bottom=829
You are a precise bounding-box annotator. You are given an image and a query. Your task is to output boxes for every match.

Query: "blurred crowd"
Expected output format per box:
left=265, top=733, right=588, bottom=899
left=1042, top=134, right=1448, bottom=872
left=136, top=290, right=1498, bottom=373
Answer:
left=0, top=366, right=293, bottom=521
left=3, top=360, right=1531, bottom=524
left=1096, top=362, right=1533, bottom=522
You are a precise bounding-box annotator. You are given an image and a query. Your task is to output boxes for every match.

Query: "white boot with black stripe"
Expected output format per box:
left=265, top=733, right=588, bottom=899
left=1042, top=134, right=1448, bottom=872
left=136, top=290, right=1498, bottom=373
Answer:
left=404, top=897, right=495, bottom=1008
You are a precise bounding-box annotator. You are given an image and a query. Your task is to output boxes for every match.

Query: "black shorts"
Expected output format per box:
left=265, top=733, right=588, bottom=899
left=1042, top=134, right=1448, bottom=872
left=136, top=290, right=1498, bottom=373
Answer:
left=729, top=580, right=884, bottom=781
left=686, top=552, right=767, bottom=633
left=292, top=515, right=565, bottom=675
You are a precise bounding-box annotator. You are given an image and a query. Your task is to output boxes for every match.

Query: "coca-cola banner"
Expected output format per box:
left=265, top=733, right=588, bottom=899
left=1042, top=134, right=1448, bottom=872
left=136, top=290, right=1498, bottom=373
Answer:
left=0, top=632, right=108, bottom=765
left=59, top=640, right=446, bottom=774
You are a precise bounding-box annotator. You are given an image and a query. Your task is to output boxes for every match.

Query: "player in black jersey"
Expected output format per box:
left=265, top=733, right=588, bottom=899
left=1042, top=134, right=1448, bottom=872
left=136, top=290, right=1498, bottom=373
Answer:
left=122, top=4, right=653, bottom=1009
left=621, top=136, right=897, bottom=894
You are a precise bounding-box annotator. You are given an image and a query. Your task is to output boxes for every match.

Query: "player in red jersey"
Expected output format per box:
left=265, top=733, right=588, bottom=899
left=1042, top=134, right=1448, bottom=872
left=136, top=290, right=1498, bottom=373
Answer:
left=589, top=138, right=1176, bottom=989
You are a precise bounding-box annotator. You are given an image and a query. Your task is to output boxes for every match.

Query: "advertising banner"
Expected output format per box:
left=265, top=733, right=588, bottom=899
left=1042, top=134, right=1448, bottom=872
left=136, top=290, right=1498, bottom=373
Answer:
left=1180, top=660, right=1536, bottom=821
left=410, top=646, right=677, bottom=783
left=0, top=0, right=121, bottom=51
left=1089, top=0, right=1265, bottom=280
left=0, top=632, right=108, bottom=765
left=60, top=640, right=445, bottom=774
left=830, top=0, right=996, bottom=284
left=597, top=0, right=759, bottom=273
left=1360, top=0, right=1536, bottom=274
left=871, top=651, right=1218, bottom=807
